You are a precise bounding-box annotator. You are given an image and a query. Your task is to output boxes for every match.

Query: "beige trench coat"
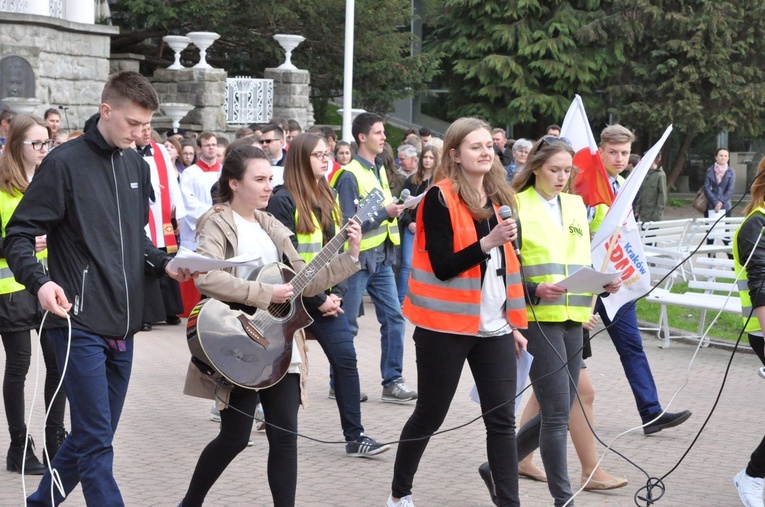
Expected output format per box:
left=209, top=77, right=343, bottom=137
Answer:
left=182, top=203, right=360, bottom=408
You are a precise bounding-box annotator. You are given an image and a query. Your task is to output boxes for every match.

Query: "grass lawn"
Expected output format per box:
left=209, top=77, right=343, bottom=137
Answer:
left=636, top=281, right=746, bottom=343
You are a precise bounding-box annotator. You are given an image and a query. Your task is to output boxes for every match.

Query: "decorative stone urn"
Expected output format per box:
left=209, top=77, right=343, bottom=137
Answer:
left=1, top=96, right=41, bottom=114
left=162, top=102, right=194, bottom=129
left=163, top=35, right=192, bottom=70
left=187, top=32, right=220, bottom=69
left=273, top=34, right=305, bottom=71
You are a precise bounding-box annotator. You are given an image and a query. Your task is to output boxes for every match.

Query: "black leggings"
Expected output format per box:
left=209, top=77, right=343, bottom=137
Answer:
left=747, top=335, right=765, bottom=478
left=391, top=328, right=519, bottom=506
left=182, top=373, right=301, bottom=507
left=1, top=329, right=66, bottom=435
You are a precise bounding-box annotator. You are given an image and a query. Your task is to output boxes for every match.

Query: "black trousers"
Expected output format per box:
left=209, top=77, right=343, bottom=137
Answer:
left=391, top=327, right=520, bottom=506
left=747, top=334, right=765, bottom=478
left=182, top=373, right=300, bottom=507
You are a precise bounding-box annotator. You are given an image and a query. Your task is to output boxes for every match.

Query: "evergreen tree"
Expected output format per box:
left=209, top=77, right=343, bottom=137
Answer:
left=584, top=0, right=765, bottom=187
left=432, top=0, right=609, bottom=129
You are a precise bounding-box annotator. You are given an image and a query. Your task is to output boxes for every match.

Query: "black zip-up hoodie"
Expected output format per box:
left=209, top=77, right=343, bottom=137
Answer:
left=3, top=119, right=171, bottom=338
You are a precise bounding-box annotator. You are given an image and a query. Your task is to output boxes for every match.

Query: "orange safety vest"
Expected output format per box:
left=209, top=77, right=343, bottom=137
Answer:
left=403, top=180, right=528, bottom=335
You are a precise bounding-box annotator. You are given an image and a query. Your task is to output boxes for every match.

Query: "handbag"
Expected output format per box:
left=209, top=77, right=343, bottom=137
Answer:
left=692, top=187, right=708, bottom=214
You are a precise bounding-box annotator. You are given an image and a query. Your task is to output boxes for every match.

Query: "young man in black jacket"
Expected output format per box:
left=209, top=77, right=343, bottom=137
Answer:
left=4, top=71, right=195, bottom=506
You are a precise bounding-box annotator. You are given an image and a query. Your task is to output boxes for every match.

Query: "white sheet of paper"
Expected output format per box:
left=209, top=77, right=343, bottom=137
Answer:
left=401, top=192, right=425, bottom=209
left=555, top=267, right=622, bottom=294
left=469, top=348, right=533, bottom=414
left=168, top=247, right=263, bottom=273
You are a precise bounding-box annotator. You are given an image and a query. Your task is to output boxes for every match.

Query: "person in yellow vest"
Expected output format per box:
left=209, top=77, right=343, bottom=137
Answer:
left=500, top=136, right=619, bottom=507
left=332, top=112, right=417, bottom=402
left=732, top=157, right=765, bottom=506
left=0, top=114, right=66, bottom=474
left=267, top=133, right=389, bottom=457
left=386, top=118, right=528, bottom=507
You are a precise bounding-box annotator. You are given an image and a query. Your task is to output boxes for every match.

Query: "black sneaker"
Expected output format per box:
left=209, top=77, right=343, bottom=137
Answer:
left=345, top=434, right=390, bottom=458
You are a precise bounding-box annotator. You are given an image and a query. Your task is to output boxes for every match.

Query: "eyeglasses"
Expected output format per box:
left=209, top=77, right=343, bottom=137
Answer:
left=311, top=151, right=332, bottom=160
left=23, top=140, right=54, bottom=151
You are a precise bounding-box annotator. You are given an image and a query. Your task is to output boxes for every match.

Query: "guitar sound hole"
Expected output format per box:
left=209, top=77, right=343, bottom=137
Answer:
left=268, top=301, right=292, bottom=319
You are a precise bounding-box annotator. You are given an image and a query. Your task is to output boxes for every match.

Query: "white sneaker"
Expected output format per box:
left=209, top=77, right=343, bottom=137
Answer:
left=734, top=469, right=765, bottom=507
left=209, top=404, right=221, bottom=423
left=385, top=495, right=415, bottom=507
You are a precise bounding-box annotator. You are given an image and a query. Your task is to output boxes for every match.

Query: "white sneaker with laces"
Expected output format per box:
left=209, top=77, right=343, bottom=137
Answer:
left=385, top=495, right=415, bottom=507
left=734, top=469, right=765, bottom=507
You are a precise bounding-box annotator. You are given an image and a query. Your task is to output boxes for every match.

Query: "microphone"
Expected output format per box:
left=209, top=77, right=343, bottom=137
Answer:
left=498, top=205, right=521, bottom=257
left=396, top=188, right=411, bottom=205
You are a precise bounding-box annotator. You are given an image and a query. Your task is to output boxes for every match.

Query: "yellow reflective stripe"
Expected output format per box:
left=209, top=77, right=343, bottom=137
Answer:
left=410, top=268, right=480, bottom=291
left=522, top=263, right=590, bottom=278
left=536, top=294, right=591, bottom=309
left=407, top=293, right=481, bottom=316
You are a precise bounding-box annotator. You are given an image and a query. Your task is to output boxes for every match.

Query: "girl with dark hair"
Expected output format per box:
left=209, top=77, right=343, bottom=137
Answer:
left=387, top=117, right=528, bottom=507
left=267, top=133, right=388, bottom=456
left=179, top=145, right=362, bottom=507
left=164, top=137, right=184, bottom=177
left=0, top=114, right=67, bottom=473
left=397, top=144, right=439, bottom=304
left=180, top=140, right=197, bottom=169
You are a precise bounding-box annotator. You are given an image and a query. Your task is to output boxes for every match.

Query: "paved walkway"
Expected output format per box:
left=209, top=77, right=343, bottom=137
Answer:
left=0, top=311, right=761, bottom=506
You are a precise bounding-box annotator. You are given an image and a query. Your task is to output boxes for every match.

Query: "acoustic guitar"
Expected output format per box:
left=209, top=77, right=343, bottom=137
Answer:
left=186, top=189, right=385, bottom=390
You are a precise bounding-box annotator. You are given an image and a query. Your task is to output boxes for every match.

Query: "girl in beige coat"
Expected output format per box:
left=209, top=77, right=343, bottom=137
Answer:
left=180, top=145, right=361, bottom=507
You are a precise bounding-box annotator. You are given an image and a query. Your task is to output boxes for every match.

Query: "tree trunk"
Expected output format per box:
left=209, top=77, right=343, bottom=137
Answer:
left=667, top=131, right=694, bottom=190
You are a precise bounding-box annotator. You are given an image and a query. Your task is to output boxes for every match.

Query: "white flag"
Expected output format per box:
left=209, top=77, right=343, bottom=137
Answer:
left=590, top=125, right=673, bottom=319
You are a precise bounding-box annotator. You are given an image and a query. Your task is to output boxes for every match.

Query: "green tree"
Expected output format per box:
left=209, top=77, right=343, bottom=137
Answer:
left=431, top=0, right=609, bottom=130
left=110, top=0, right=437, bottom=119
left=583, top=0, right=765, bottom=188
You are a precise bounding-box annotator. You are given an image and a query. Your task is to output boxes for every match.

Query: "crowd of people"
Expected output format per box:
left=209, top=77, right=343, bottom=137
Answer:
left=0, top=69, right=759, bottom=507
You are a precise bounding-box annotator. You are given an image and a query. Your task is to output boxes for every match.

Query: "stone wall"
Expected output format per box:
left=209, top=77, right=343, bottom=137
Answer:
left=151, top=68, right=227, bottom=134
left=0, top=12, right=118, bottom=129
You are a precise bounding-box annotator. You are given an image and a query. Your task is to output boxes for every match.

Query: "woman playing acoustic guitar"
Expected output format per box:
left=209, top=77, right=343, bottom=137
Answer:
left=179, top=144, right=361, bottom=507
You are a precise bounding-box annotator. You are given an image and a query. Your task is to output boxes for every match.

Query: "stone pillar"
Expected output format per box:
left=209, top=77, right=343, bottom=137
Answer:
left=264, top=67, right=314, bottom=129
left=65, top=0, right=94, bottom=24
left=151, top=68, right=226, bottom=133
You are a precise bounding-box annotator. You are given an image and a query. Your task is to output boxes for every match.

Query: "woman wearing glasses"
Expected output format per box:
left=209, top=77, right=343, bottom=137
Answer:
left=0, top=114, right=67, bottom=474
left=501, top=137, right=619, bottom=506
left=180, top=144, right=361, bottom=507
left=266, top=133, right=389, bottom=457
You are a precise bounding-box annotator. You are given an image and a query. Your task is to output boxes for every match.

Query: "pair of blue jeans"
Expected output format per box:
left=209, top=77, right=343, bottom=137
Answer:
left=27, top=328, right=133, bottom=507
left=307, top=309, right=364, bottom=440
left=397, top=228, right=415, bottom=305
left=595, top=299, right=662, bottom=421
left=342, top=262, right=406, bottom=388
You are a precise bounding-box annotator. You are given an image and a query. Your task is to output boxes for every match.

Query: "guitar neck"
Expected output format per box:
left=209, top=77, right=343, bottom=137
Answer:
left=289, top=215, right=360, bottom=297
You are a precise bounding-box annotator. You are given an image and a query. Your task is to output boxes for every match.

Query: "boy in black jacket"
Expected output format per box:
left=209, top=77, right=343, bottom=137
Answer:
left=4, top=71, right=195, bottom=506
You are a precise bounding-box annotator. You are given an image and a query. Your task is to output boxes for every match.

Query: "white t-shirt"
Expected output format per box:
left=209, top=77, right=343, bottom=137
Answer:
left=478, top=241, right=511, bottom=337
left=233, top=211, right=301, bottom=373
